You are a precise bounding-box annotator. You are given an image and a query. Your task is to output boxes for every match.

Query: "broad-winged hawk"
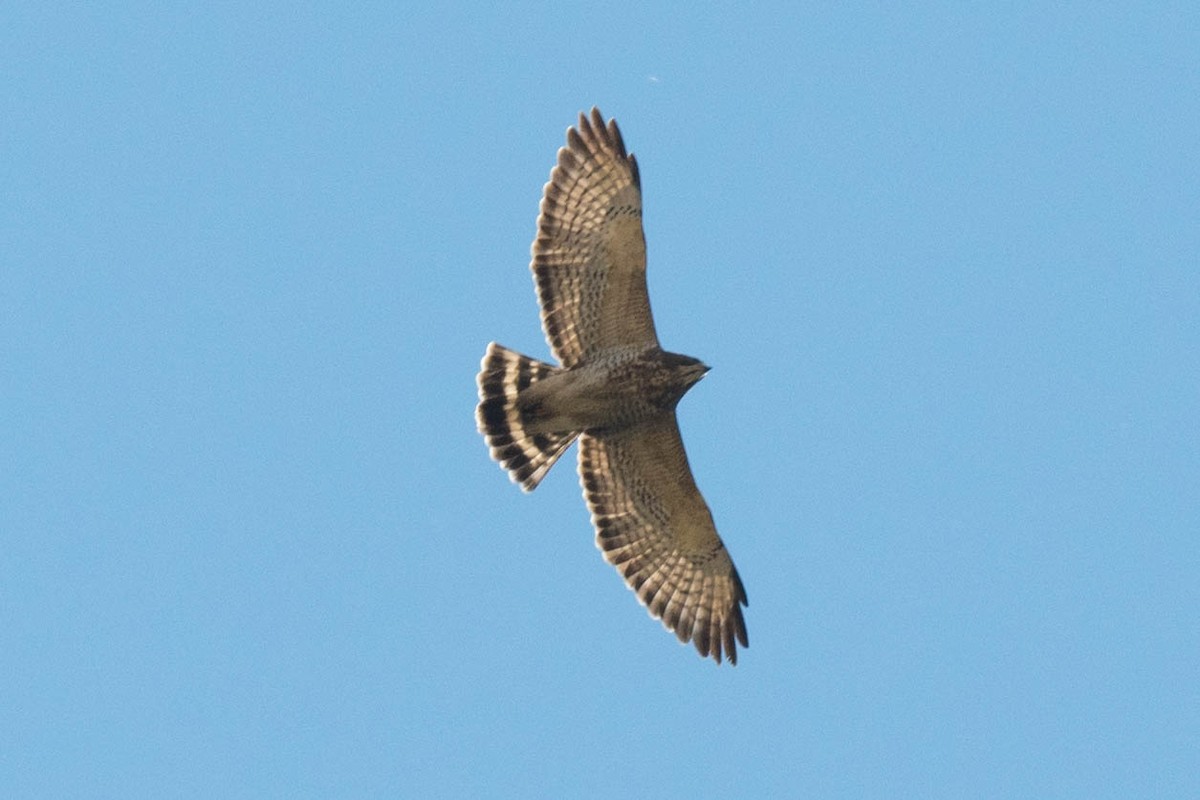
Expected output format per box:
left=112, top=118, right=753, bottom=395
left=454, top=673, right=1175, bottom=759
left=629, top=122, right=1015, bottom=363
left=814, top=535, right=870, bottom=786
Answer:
left=476, top=108, right=748, bottom=665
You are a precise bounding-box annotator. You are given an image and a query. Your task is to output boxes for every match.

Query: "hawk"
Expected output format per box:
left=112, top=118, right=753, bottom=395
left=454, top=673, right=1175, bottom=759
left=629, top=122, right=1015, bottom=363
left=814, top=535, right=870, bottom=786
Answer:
left=476, top=108, right=748, bottom=665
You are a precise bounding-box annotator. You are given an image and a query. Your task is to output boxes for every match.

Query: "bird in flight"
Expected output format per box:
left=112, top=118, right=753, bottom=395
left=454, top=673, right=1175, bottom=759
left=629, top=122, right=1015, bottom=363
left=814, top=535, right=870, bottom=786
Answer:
left=476, top=108, right=748, bottom=664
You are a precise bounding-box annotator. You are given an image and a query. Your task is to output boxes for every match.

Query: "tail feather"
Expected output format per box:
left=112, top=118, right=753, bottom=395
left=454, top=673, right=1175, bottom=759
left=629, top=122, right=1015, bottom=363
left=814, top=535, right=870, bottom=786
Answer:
left=476, top=342, right=578, bottom=491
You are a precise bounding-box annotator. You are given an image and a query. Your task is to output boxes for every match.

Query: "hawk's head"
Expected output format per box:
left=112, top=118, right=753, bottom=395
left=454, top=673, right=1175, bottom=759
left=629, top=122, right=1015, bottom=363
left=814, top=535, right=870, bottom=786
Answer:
left=659, top=351, right=710, bottom=402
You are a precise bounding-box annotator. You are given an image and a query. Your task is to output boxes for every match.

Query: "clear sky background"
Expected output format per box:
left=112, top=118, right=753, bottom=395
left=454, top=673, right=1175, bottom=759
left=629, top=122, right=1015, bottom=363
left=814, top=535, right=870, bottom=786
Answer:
left=4, top=4, right=1197, bottom=798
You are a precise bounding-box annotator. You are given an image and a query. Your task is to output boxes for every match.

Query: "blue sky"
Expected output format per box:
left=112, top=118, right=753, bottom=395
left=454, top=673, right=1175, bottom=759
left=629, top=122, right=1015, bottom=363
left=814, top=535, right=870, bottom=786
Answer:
left=4, top=4, right=1197, bottom=797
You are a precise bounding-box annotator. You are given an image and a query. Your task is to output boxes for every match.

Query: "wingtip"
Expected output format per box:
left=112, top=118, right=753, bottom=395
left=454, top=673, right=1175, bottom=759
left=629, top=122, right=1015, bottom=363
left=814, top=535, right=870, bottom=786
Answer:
left=568, top=106, right=630, bottom=160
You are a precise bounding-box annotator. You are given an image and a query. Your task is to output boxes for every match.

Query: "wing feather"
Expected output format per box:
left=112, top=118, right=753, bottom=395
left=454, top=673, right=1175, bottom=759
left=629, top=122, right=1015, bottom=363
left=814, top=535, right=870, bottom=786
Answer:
left=532, top=107, right=658, bottom=367
left=577, top=418, right=748, bottom=665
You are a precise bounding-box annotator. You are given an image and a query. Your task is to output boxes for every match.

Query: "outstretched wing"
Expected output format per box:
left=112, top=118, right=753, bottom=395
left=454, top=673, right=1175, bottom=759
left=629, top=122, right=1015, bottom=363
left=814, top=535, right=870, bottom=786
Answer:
left=532, top=107, right=659, bottom=368
left=578, top=420, right=748, bottom=665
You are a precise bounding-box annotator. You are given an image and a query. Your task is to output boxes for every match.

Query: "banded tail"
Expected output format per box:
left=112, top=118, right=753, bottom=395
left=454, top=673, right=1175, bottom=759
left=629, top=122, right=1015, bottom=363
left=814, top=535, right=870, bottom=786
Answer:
left=476, top=342, right=578, bottom=491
